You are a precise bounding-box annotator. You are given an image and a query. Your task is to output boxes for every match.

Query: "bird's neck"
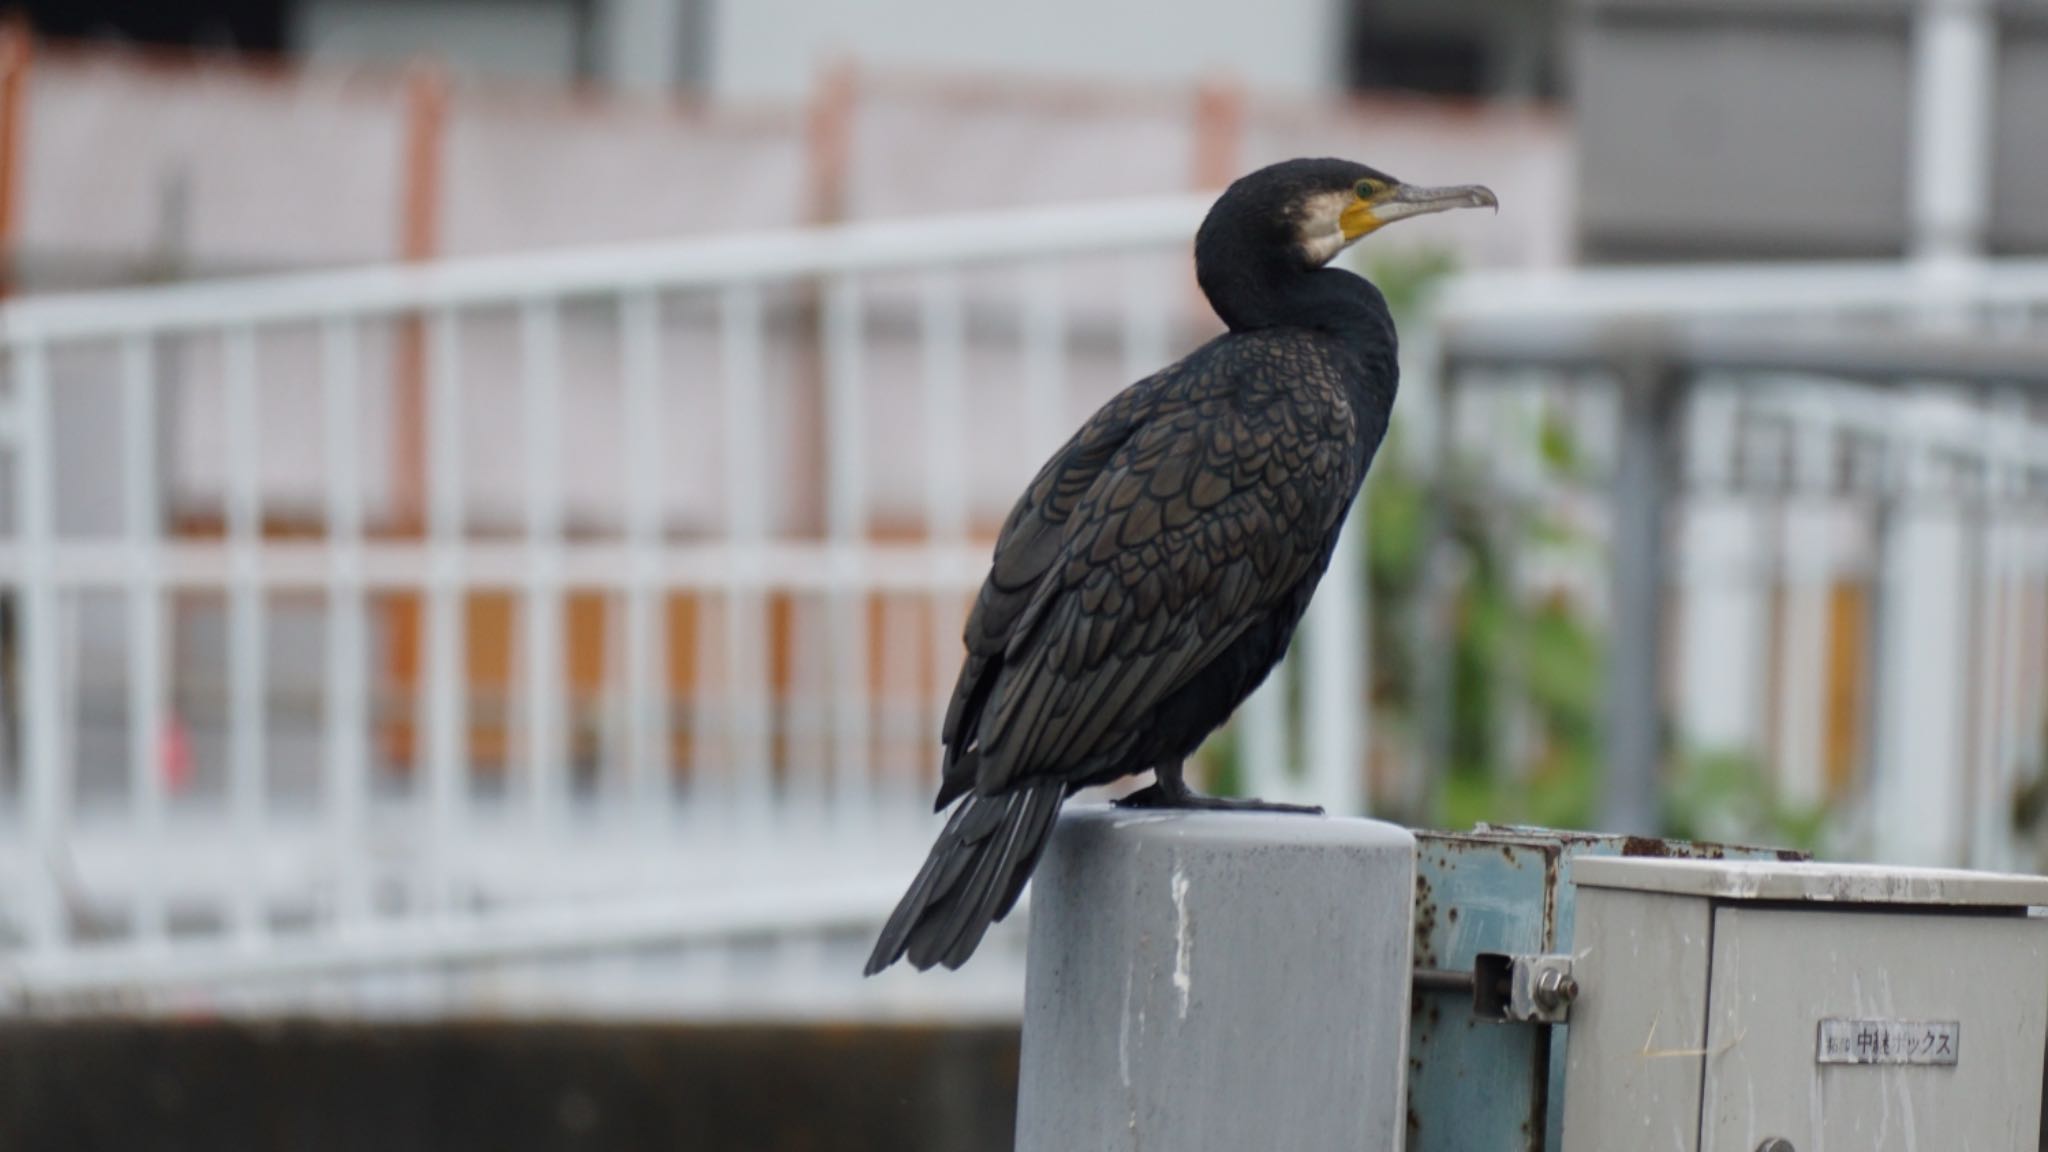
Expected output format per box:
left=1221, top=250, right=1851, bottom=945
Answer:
left=1202, top=251, right=1395, bottom=362
left=1196, top=235, right=1392, bottom=334
left=1198, top=244, right=1400, bottom=443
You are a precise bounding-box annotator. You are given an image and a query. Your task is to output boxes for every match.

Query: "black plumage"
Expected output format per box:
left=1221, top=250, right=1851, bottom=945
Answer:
left=865, top=158, right=1496, bottom=975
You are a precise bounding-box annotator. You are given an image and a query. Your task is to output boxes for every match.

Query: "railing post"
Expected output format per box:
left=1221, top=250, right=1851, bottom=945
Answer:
left=321, top=317, right=372, bottom=930
left=1602, top=330, right=1679, bottom=835
left=224, top=323, right=268, bottom=946
left=1871, top=396, right=1969, bottom=865
left=1417, top=344, right=1459, bottom=821
left=1016, top=807, right=1415, bottom=1151
left=121, top=332, right=168, bottom=948
left=1302, top=499, right=1366, bottom=815
left=16, top=339, right=61, bottom=958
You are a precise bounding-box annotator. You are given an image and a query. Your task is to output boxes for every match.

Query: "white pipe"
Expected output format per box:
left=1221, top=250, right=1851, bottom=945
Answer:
left=1908, top=0, right=1995, bottom=265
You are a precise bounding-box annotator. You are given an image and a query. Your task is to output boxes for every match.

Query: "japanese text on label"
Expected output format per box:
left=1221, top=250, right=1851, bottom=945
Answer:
left=1816, top=1019, right=1960, bottom=1066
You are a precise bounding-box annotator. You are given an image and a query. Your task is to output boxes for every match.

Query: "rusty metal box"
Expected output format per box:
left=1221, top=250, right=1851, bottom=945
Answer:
left=1407, top=827, right=1797, bottom=1152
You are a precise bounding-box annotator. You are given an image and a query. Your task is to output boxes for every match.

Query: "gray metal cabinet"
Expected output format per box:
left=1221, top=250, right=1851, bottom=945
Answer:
left=1563, top=858, right=2048, bottom=1150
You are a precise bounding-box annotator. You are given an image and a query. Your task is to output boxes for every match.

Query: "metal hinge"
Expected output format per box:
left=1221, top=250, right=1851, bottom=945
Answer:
left=1412, top=952, right=1579, bottom=1024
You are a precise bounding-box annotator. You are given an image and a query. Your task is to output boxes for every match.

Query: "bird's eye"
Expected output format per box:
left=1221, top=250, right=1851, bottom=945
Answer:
left=1355, top=180, right=1380, bottom=199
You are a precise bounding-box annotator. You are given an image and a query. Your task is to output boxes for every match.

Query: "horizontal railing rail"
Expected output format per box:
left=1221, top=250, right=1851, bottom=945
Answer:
left=0, top=196, right=1213, bottom=342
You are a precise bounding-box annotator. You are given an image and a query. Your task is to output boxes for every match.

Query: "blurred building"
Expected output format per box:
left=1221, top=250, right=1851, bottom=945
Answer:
left=15, top=0, right=1568, bottom=102
left=1575, top=0, right=2045, bottom=262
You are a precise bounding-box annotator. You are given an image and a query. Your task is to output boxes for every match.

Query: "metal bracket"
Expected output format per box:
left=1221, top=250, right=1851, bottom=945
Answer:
left=1473, top=952, right=1578, bottom=1024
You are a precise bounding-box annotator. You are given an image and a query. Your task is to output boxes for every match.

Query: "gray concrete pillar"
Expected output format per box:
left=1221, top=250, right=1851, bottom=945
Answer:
left=1602, top=339, right=1677, bottom=835
left=1015, top=807, right=1415, bottom=1152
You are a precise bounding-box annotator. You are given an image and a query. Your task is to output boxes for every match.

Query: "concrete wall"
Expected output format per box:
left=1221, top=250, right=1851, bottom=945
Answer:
left=1576, top=1, right=1915, bottom=260
left=1576, top=0, right=2048, bottom=260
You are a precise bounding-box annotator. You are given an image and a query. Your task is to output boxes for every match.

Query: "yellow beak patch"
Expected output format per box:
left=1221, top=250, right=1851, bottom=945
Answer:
left=1339, top=197, right=1383, bottom=242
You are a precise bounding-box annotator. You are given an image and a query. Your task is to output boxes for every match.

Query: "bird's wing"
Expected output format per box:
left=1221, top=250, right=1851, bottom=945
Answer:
left=932, top=374, right=1170, bottom=807
left=942, top=367, right=1358, bottom=802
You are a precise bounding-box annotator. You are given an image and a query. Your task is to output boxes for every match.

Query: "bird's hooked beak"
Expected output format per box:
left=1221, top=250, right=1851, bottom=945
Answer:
left=1340, top=182, right=1498, bottom=242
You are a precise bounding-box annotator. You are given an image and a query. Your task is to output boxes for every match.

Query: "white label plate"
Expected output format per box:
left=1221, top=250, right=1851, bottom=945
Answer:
left=1817, top=1018, right=1960, bottom=1066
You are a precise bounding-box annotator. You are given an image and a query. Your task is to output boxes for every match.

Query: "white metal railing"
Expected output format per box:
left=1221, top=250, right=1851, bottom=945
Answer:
left=1420, top=259, right=2048, bottom=871
left=10, top=190, right=2048, bottom=1015
left=0, top=194, right=1381, bottom=1015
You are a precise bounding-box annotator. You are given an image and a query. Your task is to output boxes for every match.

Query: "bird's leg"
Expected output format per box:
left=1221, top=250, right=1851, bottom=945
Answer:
left=1111, top=763, right=1193, bottom=809
left=1113, top=759, right=1324, bottom=815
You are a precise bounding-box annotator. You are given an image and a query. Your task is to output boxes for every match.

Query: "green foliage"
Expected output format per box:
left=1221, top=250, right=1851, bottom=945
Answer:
left=1343, top=243, right=1608, bottom=829
left=1665, top=747, right=1829, bottom=854
left=1430, top=551, right=1605, bottom=832
left=1537, top=409, right=1584, bottom=476
left=1216, top=243, right=1804, bottom=849
left=1361, top=411, right=1607, bottom=830
left=1363, top=437, right=1427, bottom=594
left=1198, top=719, right=1246, bottom=799
left=1362, top=247, right=1460, bottom=319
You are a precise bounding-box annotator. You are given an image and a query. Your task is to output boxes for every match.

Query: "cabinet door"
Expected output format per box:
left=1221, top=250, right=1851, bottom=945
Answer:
left=1700, top=907, right=2047, bottom=1151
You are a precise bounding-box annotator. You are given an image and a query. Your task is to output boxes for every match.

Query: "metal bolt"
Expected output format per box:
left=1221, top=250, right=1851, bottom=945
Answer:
left=1756, top=1140, right=1795, bottom=1152
left=1533, top=967, right=1580, bottom=1009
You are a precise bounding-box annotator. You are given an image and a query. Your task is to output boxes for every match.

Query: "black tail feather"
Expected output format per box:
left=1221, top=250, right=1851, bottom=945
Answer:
left=864, top=781, right=1065, bottom=975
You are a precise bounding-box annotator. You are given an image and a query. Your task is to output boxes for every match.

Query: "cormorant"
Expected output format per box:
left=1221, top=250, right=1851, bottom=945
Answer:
left=865, top=158, right=1496, bottom=975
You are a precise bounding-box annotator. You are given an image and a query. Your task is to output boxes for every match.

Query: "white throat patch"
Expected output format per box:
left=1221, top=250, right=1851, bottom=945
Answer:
left=1295, top=190, right=1356, bottom=267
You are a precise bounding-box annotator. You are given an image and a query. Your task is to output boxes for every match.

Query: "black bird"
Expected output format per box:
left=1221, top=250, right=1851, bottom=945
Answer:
left=865, top=158, right=1496, bottom=975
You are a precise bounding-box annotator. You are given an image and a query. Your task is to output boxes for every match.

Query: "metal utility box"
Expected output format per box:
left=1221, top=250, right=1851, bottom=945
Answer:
left=1563, top=858, right=2048, bottom=1150
left=1408, top=827, right=1799, bottom=1152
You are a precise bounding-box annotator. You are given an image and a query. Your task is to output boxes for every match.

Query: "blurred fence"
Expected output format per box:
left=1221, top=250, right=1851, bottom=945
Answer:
left=1423, top=263, right=2048, bottom=870
left=0, top=194, right=1374, bottom=1016
left=5, top=197, right=2048, bottom=1017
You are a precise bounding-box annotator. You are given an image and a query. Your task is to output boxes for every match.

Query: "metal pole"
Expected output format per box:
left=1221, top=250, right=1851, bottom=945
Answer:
left=1907, top=0, right=1993, bottom=266
left=1015, top=807, right=1416, bottom=1152
left=1417, top=366, right=1458, bottom=820
left=1601, top=336, right=1677, bottom=835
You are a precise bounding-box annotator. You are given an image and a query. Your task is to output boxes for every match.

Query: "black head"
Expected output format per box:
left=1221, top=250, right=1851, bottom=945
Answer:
left=1199, top=158, right=1497, bottom=275
left=1195, top=158, right=1496, bottom=331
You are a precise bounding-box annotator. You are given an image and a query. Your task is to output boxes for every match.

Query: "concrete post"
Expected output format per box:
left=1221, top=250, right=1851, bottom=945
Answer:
left=1015, top=807, right=1416, bottom=1152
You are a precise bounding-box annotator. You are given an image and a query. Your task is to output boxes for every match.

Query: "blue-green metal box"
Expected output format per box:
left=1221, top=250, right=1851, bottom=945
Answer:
left=1406, top=825, right=1802, bottom=1151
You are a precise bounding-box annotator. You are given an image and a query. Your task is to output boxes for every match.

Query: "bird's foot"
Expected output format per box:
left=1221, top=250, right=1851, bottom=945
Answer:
left=1113, top=783, right=1322, bottom=816
left=1112, top=782, right=1176, bottom=809
left=1175, top=794, right=1325, bottom=816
